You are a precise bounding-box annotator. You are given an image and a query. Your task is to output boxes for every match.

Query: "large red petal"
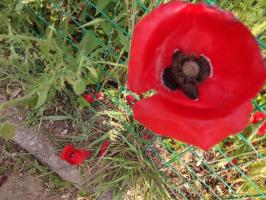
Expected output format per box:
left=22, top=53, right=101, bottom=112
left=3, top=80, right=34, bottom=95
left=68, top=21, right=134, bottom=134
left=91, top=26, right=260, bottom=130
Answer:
left=128, top=2, right=265, bottom=110
left=258, top=122, right=266, bottom=135
left=133, top=95, right=253, bottom=150
left=250, top=111, right=266, bottom=124
left=128, top=1, right=187, bottom=94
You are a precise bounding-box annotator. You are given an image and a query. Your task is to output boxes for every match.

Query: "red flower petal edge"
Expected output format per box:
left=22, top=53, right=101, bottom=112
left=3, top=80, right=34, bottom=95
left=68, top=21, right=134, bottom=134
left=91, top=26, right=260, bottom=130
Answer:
left=84, top=94, right=94, bottom=103
left=126, top=94, right=135, bottom=102
left=258, top=122, right=266, bottom=135
left=83, top=150, right=92, bottom=159
left=96, top=92, right=104, bottom=100
left=225, top=159, right=238, bottom=168
left=128, top=2, right=266, bottom=150
left=134, top=95, right=253, bottom=150
left=98, top=140, right=110, bottom=157
left=142, top=134, right=153, bottom=140
left=60, top=145, right=91, bottom=165
left=250, top=111, right=266, bottom=124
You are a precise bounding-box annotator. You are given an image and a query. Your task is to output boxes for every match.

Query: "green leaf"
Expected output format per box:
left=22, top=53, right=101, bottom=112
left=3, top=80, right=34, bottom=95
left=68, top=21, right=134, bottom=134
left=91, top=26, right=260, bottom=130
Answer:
left=77, top=96, right=91, bottom=107
left=89, top=132, right=110, bottom=147
left=78, top=31, right=103, bottom=55
left=78, top=18, right=106, bottom=29
left=0, top=123, right=15, bottom=140
left=73, top=79, right=86, bottom=95
left=15, top=2, right=24, bottom=12
left=101, top=22, right=112, bottom=35
left=253, top=21, right=266, bottom=36
left=117, top=31, right=129, bottom=51
left=34, top=89, right=49, bottom=109
left=22, top=0, right=35, bottom=3
left=87, top=66, right=98, bottom=80
left=96, top=0, right=113, bottom=15
left=42, top=115, right=74, bottom=121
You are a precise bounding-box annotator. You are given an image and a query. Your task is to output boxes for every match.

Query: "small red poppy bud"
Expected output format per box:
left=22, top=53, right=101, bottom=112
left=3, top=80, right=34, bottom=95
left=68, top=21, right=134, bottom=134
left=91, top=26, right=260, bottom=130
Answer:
left=98, top=140, right=110, bottom=157
left=126, top=95, right=135, bottom=102
left=231, top=159, right=238, bottom=165
left=251, top=141, right=257, bottom=146
left=84, top=94, right=94, bottom=103
left=83, top=150, right=92, bottom=159
left=250, top=111, right=266, bottom=124
left=225, top=159, right=238, bottom=168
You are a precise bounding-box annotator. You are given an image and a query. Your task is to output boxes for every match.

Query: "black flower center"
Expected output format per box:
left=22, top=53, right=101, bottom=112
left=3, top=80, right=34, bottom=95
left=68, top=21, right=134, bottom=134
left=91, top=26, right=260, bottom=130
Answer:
left=162, top=50, right=211, bottom=100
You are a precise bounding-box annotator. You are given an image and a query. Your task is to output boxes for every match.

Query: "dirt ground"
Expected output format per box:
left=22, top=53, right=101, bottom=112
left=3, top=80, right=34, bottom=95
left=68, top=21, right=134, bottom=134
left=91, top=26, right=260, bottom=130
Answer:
left=0, top=173, right=66, bottom=200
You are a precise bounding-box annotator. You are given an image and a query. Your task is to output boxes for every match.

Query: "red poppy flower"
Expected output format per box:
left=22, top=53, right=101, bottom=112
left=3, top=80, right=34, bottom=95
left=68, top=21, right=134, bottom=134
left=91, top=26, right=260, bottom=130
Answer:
left=128, top=2, right=266, bottom=150
left=60, top=145, right=91, bottom=165
left=84, top=94, right=94, bottom=103
left=258, top=122, right=266, bottom=135
left=142, top=134, right=153, bottom=140
left=225, top=159, right=238, bottom=168
left=98, top=140, right=110, bottom=157
left=96, top=92, right=104, bottom=100
left=250, top=111, right=266, bottom=124
left=126, top=94, right=136, bottom=104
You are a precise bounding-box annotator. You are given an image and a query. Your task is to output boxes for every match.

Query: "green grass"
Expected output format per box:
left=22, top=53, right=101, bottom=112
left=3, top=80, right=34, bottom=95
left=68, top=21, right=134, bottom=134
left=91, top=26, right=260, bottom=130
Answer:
left=0, top=0, right=266, bottom=199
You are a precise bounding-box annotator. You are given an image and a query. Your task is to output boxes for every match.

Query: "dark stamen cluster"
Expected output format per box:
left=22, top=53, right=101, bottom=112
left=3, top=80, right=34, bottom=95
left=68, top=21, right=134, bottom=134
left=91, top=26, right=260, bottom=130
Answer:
left=162, top=51, right=211, bottom=99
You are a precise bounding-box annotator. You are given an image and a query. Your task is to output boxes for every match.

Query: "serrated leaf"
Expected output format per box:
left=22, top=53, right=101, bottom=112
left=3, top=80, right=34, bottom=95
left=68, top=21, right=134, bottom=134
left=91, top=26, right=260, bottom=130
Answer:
left=0, top=123, right=15, bottom=140
left=73, top=79, right=86, bottom=95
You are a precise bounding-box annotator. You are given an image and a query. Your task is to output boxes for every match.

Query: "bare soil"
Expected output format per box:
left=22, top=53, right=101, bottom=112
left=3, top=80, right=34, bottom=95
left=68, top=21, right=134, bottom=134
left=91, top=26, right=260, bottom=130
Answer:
left=0, top=173, right=74, bottom=200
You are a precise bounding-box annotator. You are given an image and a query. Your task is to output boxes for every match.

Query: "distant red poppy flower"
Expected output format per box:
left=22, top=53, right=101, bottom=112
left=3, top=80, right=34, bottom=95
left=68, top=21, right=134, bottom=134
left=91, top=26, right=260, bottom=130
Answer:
left=250, top=111, right=266, bottom=124
left=96, top=92, right=104, bottom=100
left=225, top=159, right=238, bottom=168
left=126, top=94, right=136, bottom=104
left=258, top=122, right=266, bottom=135
left=60, top=145, right=91, bottom=165
left=84, top=94, right=94, bottom=103
left=142, top=134, right=153, bottom=140
left=98, top=140, right=110, bottom=157
left=128, top=2, right=266, bottom=150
